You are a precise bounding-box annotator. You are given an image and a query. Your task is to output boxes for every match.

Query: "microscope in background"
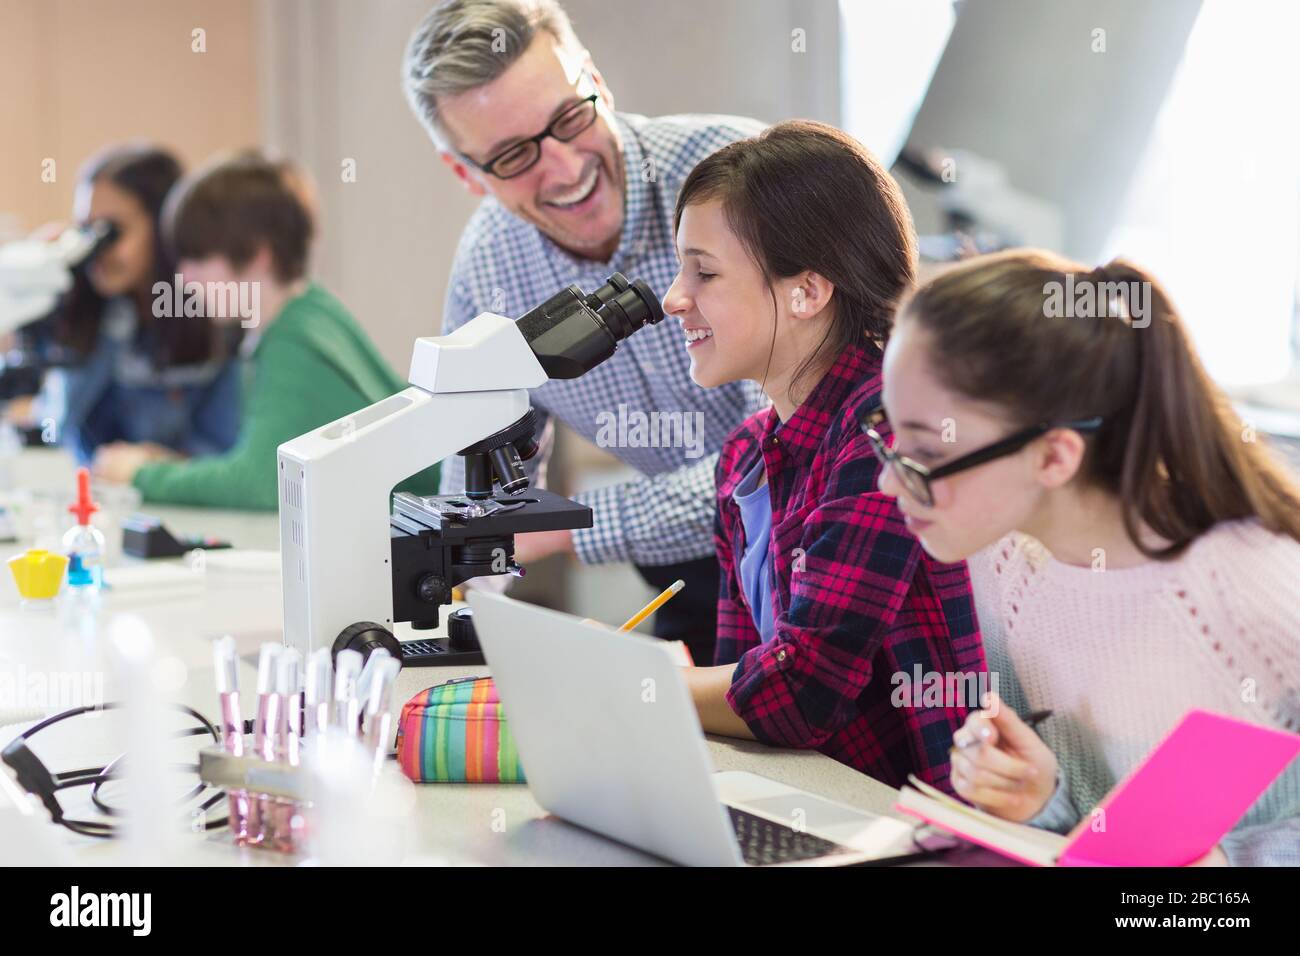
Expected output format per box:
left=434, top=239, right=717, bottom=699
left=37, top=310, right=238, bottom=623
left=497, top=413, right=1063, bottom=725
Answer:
left=278, top=273, right=663, bottom=666
left=0, top=221, right=120, bottom=419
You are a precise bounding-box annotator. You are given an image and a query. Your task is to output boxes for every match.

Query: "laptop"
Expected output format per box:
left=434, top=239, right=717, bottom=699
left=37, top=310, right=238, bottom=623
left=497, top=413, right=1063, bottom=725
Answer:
left=468, top=591, right=921, bottom=867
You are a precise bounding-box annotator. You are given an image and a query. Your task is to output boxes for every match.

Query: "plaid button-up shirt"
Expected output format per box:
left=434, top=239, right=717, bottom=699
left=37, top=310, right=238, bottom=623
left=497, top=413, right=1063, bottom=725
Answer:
left=440, top=112, right=768, bottom=566
left=715, top=342, right=987, bottom=792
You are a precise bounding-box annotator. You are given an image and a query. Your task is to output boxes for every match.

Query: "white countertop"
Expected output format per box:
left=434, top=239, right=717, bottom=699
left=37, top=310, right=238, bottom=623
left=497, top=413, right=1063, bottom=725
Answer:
left=0, top=447, right=977, bottom=866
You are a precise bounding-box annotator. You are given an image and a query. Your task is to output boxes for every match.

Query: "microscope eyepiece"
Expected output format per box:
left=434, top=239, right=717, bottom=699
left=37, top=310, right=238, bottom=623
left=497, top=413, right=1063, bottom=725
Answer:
left=72, top=219, right=121, bottom=269
left=582, top=273, right=664, bottom=341
left=516, top=272, right=662, bottom=380
left=452, top=275, right=663, bottom=501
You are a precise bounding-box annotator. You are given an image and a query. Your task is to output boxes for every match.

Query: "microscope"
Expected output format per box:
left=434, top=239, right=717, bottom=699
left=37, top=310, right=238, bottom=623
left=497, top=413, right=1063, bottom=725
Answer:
left=0, top=220, right=119, bottom=405
left=278, top=273, right=663, bottom=665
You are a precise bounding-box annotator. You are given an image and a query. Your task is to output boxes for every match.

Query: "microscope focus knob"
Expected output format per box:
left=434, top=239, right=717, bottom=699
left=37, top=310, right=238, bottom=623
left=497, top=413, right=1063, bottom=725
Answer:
left=447, top=607, right=479, bottom=652
left=332, top=621, right=403, bottom=667
left=416, top=573, right=451, bottom=606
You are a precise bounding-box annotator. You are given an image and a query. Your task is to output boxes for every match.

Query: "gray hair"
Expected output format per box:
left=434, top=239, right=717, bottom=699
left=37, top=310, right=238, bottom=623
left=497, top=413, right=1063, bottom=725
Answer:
left=403, top=0, right=582, bottom=151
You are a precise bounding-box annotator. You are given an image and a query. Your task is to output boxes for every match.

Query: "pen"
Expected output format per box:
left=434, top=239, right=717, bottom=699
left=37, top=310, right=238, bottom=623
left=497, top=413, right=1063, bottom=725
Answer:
left=1025, top=708, right=1054, bottom=730
left=620, top=579, right=685, bottom=632
left=954, top=709, right=1053, bottom=751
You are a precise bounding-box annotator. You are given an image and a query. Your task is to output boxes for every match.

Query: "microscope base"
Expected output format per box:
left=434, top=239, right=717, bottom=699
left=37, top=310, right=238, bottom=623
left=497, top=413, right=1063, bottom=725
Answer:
left=397, top=636, right=486, bottom=667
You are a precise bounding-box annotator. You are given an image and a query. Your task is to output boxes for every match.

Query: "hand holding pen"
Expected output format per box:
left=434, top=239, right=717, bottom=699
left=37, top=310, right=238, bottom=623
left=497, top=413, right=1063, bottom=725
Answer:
left=948, top=692, right=1060, bottom=823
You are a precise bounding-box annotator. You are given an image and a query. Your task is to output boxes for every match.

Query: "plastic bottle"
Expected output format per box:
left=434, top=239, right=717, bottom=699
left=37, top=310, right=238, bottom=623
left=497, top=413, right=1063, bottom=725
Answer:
left=62, top=467, right=104, bottom=592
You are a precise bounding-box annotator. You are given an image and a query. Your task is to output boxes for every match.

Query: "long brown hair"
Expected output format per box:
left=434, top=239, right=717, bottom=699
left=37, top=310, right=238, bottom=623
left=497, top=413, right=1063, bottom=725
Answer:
left=58, top=143, right=221, bottom=366
left=901, top=249, right=1300, bottom=556
left=674, top=119, right=917, bottom=402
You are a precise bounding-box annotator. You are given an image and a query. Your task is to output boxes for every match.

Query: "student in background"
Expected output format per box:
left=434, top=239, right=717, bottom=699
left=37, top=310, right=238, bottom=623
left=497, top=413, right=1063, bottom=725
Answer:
left=662, top=121, right=986, bottom=792
left=92, top=151, right=438, bottom=508
left=873, top=249, right=1300, bottom=864
left=38, top=143, right=241, bottom=461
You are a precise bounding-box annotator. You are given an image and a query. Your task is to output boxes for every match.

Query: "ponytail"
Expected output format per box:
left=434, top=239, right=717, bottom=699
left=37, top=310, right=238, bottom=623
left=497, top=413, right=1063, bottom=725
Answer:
left=902, top=250, right=1300, bottom=557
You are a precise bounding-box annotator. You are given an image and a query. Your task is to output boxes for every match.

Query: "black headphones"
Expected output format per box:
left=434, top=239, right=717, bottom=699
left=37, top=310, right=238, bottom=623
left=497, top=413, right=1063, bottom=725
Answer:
left=1, top=703, right=238, bottom=838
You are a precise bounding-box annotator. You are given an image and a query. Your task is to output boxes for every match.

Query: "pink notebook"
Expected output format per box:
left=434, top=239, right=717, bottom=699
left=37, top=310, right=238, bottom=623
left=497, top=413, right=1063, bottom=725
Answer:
left=895, top=709, right=1300, bottom=867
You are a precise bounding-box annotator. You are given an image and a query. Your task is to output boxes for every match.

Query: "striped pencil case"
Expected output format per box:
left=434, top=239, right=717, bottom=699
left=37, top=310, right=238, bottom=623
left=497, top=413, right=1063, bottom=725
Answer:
left=396, top=676, right=525, bottom=784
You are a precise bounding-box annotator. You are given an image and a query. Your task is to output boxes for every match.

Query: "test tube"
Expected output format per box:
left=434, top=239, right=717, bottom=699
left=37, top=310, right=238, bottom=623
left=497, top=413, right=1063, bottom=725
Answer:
left=248, top=643, right=282, bottom=845
left=276, top=649, right=303, bottom=766
left=332, top=649, right=363, bottom=735
left=304, top=648, right=333, bottom=739
left=271, top=648, right=303, bottom=852
left=212, top=636, right=249, bottom=843
left=355, top=647, right=392, bottom=724
left=362, top=657, right=401, bottom=775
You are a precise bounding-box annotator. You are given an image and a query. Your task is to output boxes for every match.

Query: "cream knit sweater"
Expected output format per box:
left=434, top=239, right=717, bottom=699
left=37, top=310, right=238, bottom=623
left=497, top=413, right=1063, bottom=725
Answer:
left=968, top=519, right=1300, bottom=865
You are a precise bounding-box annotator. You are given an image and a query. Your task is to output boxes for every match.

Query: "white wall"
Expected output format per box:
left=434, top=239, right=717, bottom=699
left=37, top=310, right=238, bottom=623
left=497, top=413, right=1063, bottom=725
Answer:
left=899, top=0, right=1201, bottom=261
left=0, top=0, right=260, bottom=237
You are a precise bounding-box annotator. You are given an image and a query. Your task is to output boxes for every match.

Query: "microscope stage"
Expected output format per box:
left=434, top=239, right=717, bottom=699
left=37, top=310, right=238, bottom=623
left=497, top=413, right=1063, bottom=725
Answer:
left=390, top=488, right=593, bottom=539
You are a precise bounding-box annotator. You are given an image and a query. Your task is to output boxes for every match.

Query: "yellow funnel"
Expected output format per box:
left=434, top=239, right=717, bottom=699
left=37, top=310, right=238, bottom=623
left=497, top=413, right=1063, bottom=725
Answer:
left=8, top=549, right=69, bottom=600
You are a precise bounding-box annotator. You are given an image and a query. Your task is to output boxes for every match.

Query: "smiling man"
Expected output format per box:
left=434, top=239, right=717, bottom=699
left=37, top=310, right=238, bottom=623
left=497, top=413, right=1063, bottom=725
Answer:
left=403, top=0, right=766, bottom=660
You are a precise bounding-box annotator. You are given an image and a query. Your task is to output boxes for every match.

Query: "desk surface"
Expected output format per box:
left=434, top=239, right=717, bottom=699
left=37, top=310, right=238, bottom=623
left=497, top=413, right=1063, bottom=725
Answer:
left=1, top=447, right=970, bottom=867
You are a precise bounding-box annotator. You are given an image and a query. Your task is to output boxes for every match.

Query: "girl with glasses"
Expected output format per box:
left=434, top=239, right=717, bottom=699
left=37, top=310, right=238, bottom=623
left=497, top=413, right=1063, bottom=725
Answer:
left=662, top=120, right=986, bottom=793
left=875, top=249, right=1300, bottom=864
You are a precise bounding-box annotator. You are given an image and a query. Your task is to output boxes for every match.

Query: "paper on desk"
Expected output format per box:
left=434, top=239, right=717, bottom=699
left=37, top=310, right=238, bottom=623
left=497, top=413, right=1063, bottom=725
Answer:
left=105, top=564, right=205, bottom=601
left=194, top=549, right=280, bottom=576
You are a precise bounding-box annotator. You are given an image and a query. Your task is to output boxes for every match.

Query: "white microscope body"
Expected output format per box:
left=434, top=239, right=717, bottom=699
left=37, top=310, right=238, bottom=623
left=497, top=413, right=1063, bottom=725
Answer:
left=277, top=313, right=545, bottom=658
left=277, top=273, right=663, bottom=660
left=0, top=223, right=117, bottom=335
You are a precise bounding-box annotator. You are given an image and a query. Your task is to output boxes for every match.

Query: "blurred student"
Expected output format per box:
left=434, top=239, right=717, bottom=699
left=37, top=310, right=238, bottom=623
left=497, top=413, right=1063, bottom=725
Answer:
left=662, top=121, right=985, bottom=792
left=37, top=144, right=241, bottom=461
left=93, top=151, right=437, bottom=508
left=874, top=249, right=1300, bottom=864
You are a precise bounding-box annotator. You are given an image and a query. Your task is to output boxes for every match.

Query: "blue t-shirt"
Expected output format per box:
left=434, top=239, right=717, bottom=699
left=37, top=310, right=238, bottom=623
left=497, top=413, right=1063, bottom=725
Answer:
left=41, top=297, right=241, bottom=462
left=732, top=459, right=775, bottom=642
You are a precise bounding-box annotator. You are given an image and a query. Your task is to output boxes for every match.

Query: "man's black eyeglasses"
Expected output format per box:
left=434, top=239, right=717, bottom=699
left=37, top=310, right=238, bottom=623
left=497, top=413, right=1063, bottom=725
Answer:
left=859, top=410, right=1104, bottom=507
left=463, top=93, right=600, bottom=180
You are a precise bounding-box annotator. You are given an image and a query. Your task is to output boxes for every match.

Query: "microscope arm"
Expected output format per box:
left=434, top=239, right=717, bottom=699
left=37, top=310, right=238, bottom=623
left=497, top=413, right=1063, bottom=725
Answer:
left=279, top=385, right=535, bottom=656
left=278, top=274, right=664, bottom=659
left=279, top=311, right=546, bottom=657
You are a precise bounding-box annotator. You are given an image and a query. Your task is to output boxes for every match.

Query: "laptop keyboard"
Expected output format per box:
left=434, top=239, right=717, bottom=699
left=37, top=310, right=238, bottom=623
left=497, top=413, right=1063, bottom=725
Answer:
left=727, top=805, right=849, bottom=866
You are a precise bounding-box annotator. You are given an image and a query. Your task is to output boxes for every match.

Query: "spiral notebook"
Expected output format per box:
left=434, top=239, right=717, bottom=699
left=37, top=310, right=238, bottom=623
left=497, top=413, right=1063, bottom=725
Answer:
left=895, top=709, right=1300, bottom=866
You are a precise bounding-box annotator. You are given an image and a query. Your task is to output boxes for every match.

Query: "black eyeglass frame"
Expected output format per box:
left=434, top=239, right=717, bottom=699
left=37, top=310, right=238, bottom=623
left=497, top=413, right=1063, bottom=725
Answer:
left=859, top=411, right=1105, bottom=507
left=462, top=92, right=601, bottom=180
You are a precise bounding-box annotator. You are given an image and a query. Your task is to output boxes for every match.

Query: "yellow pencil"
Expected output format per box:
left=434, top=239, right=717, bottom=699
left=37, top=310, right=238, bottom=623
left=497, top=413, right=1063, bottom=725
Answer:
left=619, top=579, right=685, bottom=632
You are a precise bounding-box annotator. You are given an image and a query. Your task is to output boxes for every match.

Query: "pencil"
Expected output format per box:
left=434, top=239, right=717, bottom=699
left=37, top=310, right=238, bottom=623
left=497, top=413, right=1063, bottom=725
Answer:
left=619, top=580, right=685, bottom=632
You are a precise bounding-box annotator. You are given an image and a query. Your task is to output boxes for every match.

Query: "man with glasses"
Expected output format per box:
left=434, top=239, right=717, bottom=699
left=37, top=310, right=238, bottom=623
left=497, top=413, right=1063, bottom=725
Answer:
left=403, top=0, right=766, bottom=662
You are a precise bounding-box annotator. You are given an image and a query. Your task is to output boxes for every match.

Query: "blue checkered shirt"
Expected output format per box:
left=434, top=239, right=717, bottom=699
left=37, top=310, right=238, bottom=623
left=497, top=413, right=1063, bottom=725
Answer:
left=439, top=112, right=769, bottom=566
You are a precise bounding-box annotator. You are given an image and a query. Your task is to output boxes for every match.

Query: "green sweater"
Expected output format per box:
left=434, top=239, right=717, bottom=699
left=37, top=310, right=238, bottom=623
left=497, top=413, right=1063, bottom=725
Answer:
left=134, top=283, right=438, bottom=510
